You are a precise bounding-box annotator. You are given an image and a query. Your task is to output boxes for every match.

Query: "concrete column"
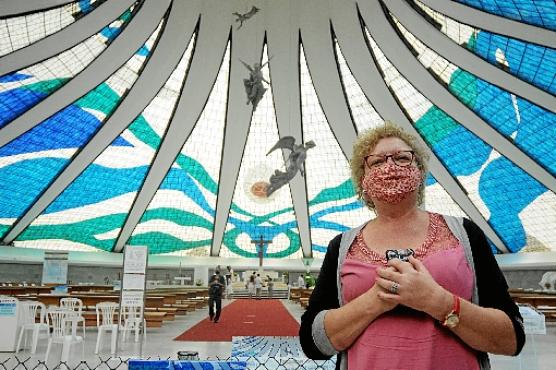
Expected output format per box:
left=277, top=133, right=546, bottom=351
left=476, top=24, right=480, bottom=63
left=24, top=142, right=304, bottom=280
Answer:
left=194, top=266, right=209, bottom=287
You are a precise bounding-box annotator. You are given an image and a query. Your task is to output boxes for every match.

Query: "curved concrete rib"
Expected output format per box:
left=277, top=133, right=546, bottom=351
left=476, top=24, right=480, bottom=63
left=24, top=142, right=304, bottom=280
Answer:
left=210, top=13, right=266, bottom=257
left=0, top=0, right=169, bottom=149
left=0, top=0, right=137, bottom=76
left=0, top=0, right=73, bottom=18
left=329, top=1, right=508, bottom=252
left=387, top=1, right=556, bottom=114
left=266, top=2, right=312, bottom=258
left=419, top=0, right=556, bottom=49
left=1, top=0, right=175, bottom=245
left=114, top=5, right=231, bottom=253
left=359, top=1, right=556, bottom=195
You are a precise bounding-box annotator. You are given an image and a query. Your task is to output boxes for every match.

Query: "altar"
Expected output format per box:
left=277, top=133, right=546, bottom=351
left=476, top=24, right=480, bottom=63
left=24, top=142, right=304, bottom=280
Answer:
left=242, top=270, right=280, bottom=281
left=173, top=276, right=191, bottom=285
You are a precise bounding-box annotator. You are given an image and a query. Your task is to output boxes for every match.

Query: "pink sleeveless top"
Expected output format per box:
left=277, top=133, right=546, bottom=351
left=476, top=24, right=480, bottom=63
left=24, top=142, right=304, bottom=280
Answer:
left=341, top=213, right=480, bottom=370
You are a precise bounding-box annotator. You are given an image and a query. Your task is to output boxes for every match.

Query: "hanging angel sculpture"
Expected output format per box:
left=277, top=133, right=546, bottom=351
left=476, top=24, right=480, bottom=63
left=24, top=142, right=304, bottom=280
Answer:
left=241, top=59, right=270, bottom=111
left=233, top=6, right=260, bottom=30
left=265, top=136, right=316, bottom=197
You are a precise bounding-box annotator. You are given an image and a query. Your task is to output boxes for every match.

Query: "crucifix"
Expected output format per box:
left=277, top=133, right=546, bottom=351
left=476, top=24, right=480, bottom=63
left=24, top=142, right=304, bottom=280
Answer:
left=251, top=235, right=272, bottom=268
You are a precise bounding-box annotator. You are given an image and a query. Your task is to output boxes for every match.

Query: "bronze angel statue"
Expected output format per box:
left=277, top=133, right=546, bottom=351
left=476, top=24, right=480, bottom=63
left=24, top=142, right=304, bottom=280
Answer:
left=265, top=136, right=316, bottom=196
left=233, top=6, right=260, bottom=30
left=241, top=59, right=270, bottom=111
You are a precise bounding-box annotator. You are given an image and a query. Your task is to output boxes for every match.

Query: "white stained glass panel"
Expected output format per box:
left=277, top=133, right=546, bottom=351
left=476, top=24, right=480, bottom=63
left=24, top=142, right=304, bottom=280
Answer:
left=335, top=42, right=384, bottom=132
left=0, top=1, right=101, bottom=56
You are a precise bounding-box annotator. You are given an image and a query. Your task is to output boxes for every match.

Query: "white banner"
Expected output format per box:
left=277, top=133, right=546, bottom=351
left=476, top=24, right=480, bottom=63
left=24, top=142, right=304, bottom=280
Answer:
left=42, top=251, right=68, bottom=285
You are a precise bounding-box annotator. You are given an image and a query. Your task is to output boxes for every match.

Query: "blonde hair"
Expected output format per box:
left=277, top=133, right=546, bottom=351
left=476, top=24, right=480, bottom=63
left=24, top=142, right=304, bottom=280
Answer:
left=351, top=122, right=429, bottom=209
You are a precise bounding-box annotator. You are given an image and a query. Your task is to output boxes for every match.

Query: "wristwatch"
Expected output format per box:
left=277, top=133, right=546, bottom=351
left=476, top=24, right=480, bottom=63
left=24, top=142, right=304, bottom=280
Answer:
left=442, top=294, right=461, bottom=329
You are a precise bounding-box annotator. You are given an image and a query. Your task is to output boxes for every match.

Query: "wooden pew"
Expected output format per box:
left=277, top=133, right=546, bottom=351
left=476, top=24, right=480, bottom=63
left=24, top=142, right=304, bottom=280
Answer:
left=0, top=286, right=52, bottom=296
left=299, top=289, right=313, bottom=309
left=290, top=288, right=301, bottom=302
left=510, top=291, right=556, bottom=322
left=172, top=303, right=196, bottom=313
left=145, top=307, right=177, bottom=321
left=69, top=285, right=113, bottom=293
left=510, top=292, right=556, bottom=308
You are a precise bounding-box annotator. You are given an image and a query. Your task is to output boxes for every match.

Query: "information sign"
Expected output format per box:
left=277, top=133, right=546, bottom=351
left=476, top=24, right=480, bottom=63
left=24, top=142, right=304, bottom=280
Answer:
left=123, top=273, right=145, bottom=290
left=121, top=291, right=144, bottom=307
left=118, top=246, right=148, bottom=357
left=0, top=302, right=17, bottom=316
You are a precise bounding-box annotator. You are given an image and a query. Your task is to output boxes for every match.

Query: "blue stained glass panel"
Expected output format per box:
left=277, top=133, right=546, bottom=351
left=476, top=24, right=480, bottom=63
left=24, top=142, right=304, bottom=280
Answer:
left=471, top=32, right=556, bottom=95
left=455, top=0, right=556, bottom=30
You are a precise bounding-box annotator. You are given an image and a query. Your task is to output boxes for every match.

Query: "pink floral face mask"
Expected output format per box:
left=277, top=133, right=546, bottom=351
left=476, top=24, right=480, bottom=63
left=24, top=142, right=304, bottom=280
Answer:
left=362, top=162, right=421, bottom=204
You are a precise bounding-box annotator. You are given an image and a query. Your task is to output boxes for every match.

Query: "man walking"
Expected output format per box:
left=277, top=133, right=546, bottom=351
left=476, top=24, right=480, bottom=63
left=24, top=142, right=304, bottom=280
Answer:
left=208, top=270, right=225, bottom=323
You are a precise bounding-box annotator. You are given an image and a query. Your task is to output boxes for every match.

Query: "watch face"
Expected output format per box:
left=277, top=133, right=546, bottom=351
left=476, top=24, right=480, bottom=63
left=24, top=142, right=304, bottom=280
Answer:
left=446, top=314, right=460, bottom=328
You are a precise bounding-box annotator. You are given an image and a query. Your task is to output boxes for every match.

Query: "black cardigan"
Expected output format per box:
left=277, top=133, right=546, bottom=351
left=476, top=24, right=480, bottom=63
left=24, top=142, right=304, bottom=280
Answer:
left=299, top=218, right=525, bottom=368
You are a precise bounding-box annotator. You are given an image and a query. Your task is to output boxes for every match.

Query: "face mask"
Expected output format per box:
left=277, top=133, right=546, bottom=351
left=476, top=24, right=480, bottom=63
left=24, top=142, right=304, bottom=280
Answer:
left=362, top=162, right=421, bottom=204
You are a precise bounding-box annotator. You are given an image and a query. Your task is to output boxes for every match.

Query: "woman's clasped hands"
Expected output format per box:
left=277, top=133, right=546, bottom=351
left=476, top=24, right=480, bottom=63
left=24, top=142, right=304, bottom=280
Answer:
left=375, top=256, right=450, bottom=318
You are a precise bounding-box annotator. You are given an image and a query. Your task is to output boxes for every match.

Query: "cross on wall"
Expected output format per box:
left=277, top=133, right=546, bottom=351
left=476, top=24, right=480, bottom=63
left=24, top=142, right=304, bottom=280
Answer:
left=251, top=235, right=272, bottom=268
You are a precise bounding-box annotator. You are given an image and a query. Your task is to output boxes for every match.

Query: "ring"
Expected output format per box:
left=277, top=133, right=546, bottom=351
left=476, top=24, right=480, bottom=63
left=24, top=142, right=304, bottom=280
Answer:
left=390, top=282, right=399, bottom=294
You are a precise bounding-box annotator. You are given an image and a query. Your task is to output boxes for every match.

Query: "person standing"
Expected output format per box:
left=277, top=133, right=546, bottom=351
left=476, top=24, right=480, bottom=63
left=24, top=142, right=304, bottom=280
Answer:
left=255, top=273, right=263, bottom=299
left=247, top=272, right=256, bottom=298
left=267, top=275, right=274, bottom=298
left=299, top=122, right=524, bottom=369
left=208, top=270, right=225, bottom=323
left=298, top=274, right=305, bottom=288
left=225, top=265, right=234, bottom=299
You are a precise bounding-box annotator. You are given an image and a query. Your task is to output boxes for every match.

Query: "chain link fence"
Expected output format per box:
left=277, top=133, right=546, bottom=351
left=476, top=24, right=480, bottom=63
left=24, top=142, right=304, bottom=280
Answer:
left=1, top=356, right=144, bottom=370
left=209, top=356, right=335, bottom=369
left=1, top=356, right=336, bottom=370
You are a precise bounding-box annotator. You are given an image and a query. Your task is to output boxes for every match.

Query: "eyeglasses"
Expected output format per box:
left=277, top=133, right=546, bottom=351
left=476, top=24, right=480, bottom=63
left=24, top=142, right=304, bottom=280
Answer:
left=364, top=150, right=415, bottom=168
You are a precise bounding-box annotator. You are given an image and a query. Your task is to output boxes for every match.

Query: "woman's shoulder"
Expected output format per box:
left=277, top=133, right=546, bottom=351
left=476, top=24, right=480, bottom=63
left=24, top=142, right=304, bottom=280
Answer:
left=434, top=212, right=476, bottom=230
left=330, top=232, right=343, bottom=247
left=434, top=212, right=476, bottom=225
left=326, top=222, right=368, bottom=251
left=324, top=233, right=343, bottom=255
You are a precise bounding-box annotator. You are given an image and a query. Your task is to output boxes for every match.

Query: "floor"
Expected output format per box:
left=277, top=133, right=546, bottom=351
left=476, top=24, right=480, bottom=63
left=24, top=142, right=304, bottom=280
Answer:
left=2, top=299, right=554, bottom=370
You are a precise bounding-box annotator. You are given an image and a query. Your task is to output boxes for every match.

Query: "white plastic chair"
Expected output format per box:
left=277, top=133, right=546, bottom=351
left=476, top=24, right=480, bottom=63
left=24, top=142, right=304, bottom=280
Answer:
left=120, top=303, right=146, bottom=342
left=60, top=297, right=86, bottom=338
left=95, top=302, right=118, bottom=355
left=44, top=308, right=84, bottom=363
left=16, top=301, right=49, bottom=354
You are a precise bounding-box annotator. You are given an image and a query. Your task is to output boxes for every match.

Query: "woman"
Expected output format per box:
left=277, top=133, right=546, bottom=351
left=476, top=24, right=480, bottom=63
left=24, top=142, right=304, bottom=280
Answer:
left=299, top=123, right=525, bottom=370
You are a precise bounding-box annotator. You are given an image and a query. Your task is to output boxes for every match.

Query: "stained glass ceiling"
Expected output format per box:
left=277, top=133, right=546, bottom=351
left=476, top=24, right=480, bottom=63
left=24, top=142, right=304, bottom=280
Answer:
left=0, top=0, right=555, bottom=259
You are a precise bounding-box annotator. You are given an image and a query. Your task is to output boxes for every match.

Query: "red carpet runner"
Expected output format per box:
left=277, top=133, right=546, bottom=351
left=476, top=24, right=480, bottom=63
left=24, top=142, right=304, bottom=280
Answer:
left=174, top=299, right=300, bottom=341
